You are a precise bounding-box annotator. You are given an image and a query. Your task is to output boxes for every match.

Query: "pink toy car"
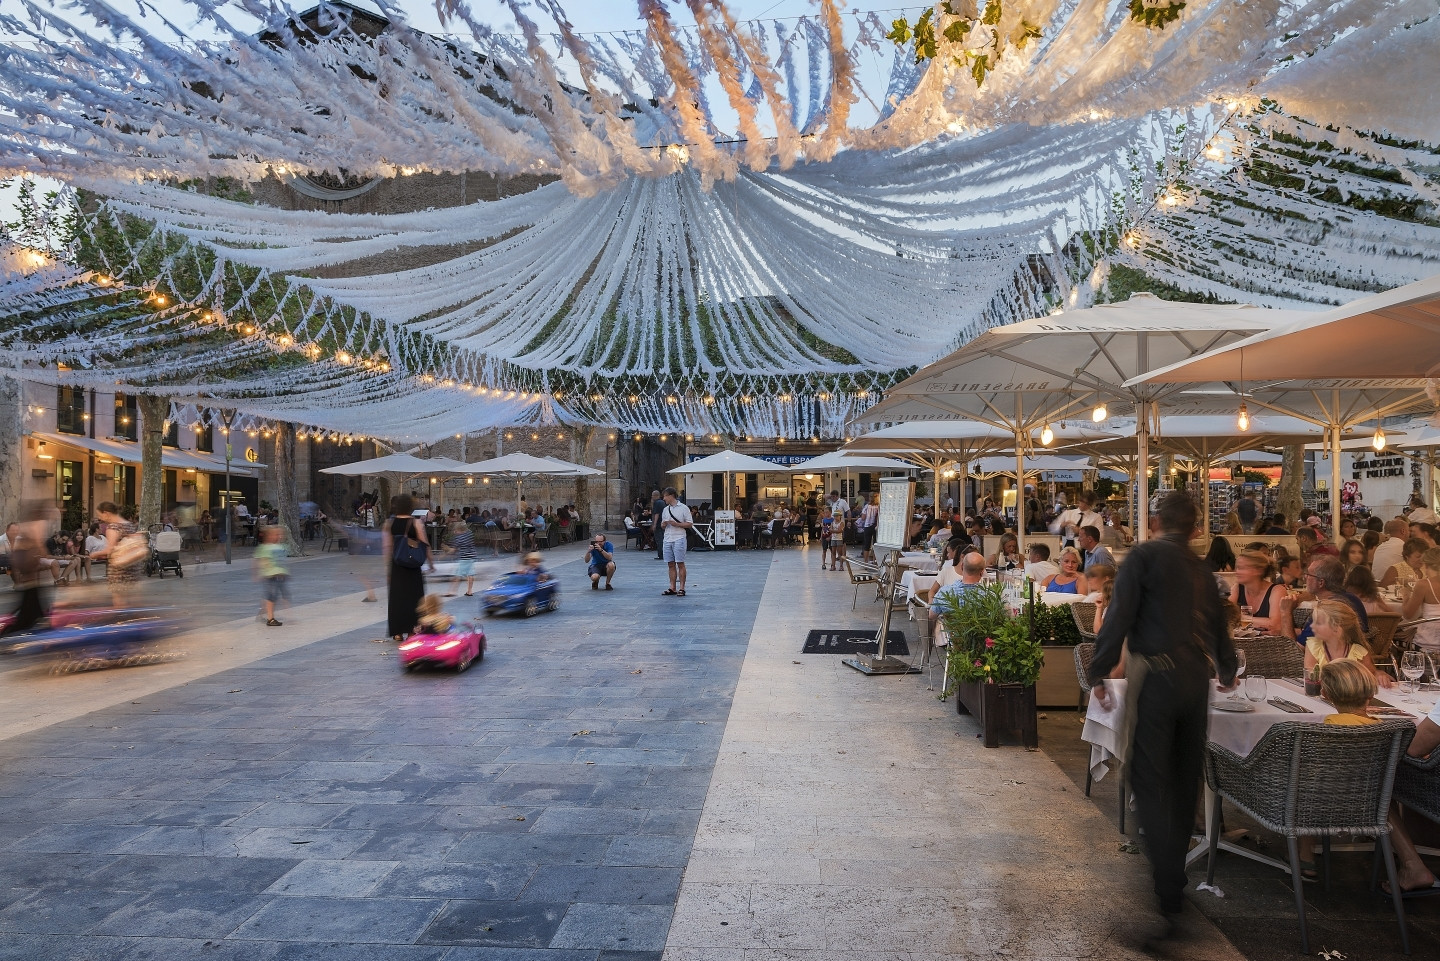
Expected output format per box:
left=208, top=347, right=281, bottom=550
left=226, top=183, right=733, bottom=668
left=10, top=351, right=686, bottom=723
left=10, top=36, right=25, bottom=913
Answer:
left=397, top=625, right=486, bottom=673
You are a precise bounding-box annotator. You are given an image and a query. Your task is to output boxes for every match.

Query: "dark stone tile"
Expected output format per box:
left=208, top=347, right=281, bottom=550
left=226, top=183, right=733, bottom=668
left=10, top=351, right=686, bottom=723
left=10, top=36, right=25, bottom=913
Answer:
left=229, top=896, right=444, bottom=942
left=530, top=808, right=646, bottom=836
left=0, top=935, right=153, bottom=961
left=115, top=826, right=250, bottom=857
left=8, top=824, right=151, bottom=855
left=322, top=802, right=441, bottom=831
left=268, top=944, right=447, bottom=961
left=373, top=860, right=534, bottom=900
left=0, top=887, right=144, bottom=935
left=89, top=889, right=269, bottom=938
left=0, top=851, right=110, bottom=888
left=144, top=799, right=262, bottom=826
left=86, top=853, right=296, bottom=893
left=446, top=833, right=610, bottom=866
left=265, top=859, right=398, bottom=897
left=548, top=904, right=672, bottom=952
left=638, top=809, right=702, bottom=836
left=441, top=950, right=597, bottom=961
left=602, top=836, right=691, bottom=868
left=230, top=801, right=347, bottom=827
left=419, top=901, right=567, bottom=947
left=348, top=829, right=461, bottom=860
left=519, top=866, right=682, bottom=905
left=233, top=827, right=375, bottom=859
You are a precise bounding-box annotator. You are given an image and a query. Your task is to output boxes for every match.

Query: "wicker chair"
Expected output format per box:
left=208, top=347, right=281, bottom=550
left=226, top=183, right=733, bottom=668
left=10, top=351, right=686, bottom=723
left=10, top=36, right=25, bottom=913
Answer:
left=1074, top=641, right=1127, bottom=832
left=1204, top=720, right=1417, bottom=955
left=1393, top=749, right=1440, bottom=901
left=1070, top=602, right=1098, bottom=642
left=1366, top=611, right=1403, bottom=666
left=1292, top=604, right=1314, bottom=633
left=1234, top=634, right=1304, bottom=680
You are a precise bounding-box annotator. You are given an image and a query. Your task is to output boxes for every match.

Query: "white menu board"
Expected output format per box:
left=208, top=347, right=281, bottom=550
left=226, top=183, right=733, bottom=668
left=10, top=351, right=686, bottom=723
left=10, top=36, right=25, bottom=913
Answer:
left=874, top=476, right=915, bottom=551
left=713, top=510, right=736, bottom=547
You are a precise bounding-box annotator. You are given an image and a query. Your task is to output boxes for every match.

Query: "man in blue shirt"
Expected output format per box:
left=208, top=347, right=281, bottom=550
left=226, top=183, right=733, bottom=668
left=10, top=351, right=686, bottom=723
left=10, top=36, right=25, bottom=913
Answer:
left=929, top=552, right=987, bottom=616
left=587, top=534, right=616, bottom=590
left=1297, top=555, right=1368, bottom=647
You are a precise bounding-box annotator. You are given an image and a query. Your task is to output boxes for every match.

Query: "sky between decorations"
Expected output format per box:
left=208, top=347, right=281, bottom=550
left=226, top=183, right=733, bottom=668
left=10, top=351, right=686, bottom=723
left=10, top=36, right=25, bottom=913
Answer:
left=1, top=0, right=1439, bottom=444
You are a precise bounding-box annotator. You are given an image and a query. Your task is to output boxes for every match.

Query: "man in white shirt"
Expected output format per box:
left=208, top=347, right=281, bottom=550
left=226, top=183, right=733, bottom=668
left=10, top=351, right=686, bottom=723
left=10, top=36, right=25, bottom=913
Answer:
left=1051, top=491, right=1104, bottom=548
left=1372, top=518, right=1411, bottom=583
left=659, top=487, right=694, bottom=597
left=1407, top=494, right=1439, bottom=527
left=1024, top=543, right=1060, bottom=584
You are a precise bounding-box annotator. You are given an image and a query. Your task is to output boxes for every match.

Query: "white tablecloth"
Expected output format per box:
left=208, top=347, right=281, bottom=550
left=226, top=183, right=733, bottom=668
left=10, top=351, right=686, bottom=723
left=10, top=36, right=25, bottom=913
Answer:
left=1081, top=677, right=1439, bottom=782
left=899, top=551, right=939, bottom=572
left=900, top=571, right=938, bottom=619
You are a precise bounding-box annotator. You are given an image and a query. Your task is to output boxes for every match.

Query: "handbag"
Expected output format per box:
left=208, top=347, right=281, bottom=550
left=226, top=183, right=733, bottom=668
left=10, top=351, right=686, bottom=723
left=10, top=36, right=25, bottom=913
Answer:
left=392, top=521, right=428, bottom=569
left=110, top=532, right=149, bottom=569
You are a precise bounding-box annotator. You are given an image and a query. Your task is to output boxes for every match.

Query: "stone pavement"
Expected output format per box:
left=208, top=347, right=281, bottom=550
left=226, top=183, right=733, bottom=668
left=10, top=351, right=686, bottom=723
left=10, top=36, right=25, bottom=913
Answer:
left=0, top=539, right=1249, bottom=959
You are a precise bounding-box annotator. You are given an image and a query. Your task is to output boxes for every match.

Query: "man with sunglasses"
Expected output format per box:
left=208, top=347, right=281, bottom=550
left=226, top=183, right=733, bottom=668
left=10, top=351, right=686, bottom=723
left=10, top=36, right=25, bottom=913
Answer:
left=587, top=533, right=616, bottom=591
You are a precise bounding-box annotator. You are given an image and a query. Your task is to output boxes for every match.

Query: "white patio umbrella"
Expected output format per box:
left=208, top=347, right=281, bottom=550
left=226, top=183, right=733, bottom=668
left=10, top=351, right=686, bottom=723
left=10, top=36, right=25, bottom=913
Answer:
left=667, top=449, right=780, bottom=511
left=855, top=294, right=1299, bottom=539
left=464, top=452, right=583, bottom=525
left=843, top=421, right=1116, bottom=548
left=1057, top=414, right=1350, bottom=534
left=789, top=451, right=917, bottom=509
left=1128, top=276, right=1440, bottom=540
left=318, top=451, right=447, bottom=483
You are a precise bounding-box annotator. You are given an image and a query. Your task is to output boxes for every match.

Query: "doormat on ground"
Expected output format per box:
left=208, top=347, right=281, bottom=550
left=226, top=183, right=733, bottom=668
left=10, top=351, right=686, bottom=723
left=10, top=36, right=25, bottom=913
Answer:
left=802, top=630, right=910, bottom=656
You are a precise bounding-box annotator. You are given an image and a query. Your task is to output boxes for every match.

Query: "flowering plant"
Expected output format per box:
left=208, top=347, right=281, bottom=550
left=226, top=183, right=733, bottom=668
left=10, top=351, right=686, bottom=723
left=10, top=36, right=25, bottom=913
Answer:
left=936, top=581, right=1045, bottom=688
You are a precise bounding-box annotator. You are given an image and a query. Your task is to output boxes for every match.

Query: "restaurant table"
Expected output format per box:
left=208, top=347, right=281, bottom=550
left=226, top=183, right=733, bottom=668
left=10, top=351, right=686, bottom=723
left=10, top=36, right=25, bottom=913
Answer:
left=1082, top=676, right=1440, bottom=869
left=900, top=571, right=939, bottom=619
left=899, top=550, right=939, bottom=571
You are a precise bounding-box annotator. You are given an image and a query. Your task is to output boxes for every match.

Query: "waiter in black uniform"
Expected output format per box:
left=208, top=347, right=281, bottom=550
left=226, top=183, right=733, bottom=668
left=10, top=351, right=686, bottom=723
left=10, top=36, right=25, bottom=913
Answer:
left=1087, top=491, right=1238, bottom=916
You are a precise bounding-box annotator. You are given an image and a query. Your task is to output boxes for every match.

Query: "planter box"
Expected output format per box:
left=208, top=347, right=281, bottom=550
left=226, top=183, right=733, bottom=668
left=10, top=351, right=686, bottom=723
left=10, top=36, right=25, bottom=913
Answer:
left=954, top=679, right=1038, bottom=749
left=1037, top=645, right=1081, bottom=709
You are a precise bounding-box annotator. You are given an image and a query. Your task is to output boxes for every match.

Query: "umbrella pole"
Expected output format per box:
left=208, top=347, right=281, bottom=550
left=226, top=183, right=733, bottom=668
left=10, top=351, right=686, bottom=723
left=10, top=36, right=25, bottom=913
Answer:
left=1136, top=402, right=1151, bottom=543
left=1014, top=394, right=1027, bottom=554
left=1330, top=423, right=1344, bottom=546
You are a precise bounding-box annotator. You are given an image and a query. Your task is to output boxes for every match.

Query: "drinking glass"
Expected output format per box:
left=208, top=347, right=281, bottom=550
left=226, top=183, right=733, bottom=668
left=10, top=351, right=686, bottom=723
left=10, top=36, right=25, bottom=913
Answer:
left=1401, top=650, right=1426, bottom=699
left=1245, top=675, right=1267, bottom=704
left=1230, top=650, right=1247, bottom=700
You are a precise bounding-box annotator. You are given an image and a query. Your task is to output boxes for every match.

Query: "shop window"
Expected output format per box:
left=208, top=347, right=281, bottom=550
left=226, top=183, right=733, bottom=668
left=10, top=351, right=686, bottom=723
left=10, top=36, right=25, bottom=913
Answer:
left=114, top=393, right=137, bottom=441
left=196, top=419, right=214, bottom=453
left=56, top=386, right=86, bottom=435
left=163, top=419, right=179, bottom=448
left=57, top=460, right=83, bottom=530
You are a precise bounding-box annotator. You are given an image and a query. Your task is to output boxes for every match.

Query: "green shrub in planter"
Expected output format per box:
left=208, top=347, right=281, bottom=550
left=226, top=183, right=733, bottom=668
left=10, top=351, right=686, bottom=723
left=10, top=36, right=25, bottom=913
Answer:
left=937, top=581, right=1044, bottom=690
left=1030, top=600, right=1082, bottom=647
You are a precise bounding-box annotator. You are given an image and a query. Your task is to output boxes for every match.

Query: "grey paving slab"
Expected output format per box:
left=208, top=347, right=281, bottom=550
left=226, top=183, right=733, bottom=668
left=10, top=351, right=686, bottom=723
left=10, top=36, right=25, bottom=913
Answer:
left=0, top=545, right=768, bottom=957
left=549, top=903, right=673, bottom=952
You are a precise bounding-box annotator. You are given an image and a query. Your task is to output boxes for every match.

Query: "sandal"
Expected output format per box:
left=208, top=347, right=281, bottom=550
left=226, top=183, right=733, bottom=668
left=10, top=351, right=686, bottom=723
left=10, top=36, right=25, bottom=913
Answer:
left=662, top=589, right=678, bottom=596
left=677, top=590, right=686, bottom=596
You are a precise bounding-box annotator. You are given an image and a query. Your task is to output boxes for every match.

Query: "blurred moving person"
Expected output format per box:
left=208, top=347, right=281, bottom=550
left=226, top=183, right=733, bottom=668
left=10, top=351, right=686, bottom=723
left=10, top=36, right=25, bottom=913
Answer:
left=254, top=525, right=290, bottom=627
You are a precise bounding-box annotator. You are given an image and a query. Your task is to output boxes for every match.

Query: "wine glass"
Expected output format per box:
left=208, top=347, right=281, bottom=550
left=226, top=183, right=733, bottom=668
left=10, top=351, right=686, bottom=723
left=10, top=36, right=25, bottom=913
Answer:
left=1401, top=650, right=1426, bottom=699
left=1230, top=649, right=1247, bottom=700
left=1245, top=675, right=1267, bottom=704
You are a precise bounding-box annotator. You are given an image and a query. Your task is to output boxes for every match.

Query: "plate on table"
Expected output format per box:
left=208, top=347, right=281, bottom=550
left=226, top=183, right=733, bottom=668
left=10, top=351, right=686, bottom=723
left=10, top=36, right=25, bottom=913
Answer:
left=1213, top=699, right=1256, bottom=713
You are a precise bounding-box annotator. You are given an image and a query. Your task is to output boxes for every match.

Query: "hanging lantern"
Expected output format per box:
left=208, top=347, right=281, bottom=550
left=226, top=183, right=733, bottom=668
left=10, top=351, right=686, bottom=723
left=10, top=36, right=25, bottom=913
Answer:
left=1236, top=403, right=1250, bottom=432
left=1091, top=403, right=1107, bottom=422
left=1040, top=424, right=1054, bottom=446
left=1372, top=427, right=1387, bottom=451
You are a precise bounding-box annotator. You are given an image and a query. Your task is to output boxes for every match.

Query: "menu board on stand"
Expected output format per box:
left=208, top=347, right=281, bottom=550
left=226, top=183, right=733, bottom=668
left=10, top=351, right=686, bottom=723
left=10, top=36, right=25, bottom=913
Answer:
left=844, top=477, right=921, bottom=676
left=713, top=510, right=736, bottom=548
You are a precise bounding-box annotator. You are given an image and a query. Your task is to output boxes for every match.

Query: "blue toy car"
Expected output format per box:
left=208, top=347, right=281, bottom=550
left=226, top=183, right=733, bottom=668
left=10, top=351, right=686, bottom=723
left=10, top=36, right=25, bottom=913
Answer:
left=481, top=571, right=559, bottom=617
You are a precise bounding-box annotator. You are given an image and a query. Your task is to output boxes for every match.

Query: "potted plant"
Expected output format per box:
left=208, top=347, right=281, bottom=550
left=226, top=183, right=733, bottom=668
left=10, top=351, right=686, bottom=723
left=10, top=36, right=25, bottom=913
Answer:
left=937, top=581, right=1044, bottom=749
left=1030, top=600, right=1084, bottom=708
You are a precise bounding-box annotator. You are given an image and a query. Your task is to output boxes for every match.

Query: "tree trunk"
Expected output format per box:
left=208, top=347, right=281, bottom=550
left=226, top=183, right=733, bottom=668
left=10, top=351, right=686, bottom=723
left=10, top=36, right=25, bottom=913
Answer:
left=1278, top=444, right=1304, bottom=529
left=275, top=422, right=305, bottom=555
left=138, top=394, right=168, bottom=529
left=0, top=376, right=23, bottom=528
left=572, top=426, right=594, bottom=529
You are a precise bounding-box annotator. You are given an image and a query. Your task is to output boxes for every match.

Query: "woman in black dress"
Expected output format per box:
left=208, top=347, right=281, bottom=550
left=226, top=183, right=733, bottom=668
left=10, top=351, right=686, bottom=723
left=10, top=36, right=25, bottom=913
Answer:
left=382, top=494, right=429, bottom=642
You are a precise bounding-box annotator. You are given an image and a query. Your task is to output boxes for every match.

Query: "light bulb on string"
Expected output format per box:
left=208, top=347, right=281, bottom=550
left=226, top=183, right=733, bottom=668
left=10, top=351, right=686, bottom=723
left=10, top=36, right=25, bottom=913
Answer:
left=1372, top=427, right=1387, bottom=451
left=1040, top=424, right=1054, bottom=446
left=1236, top=403, right=1250, bottom=433
left=1091, top=403, right=1107, bottom=423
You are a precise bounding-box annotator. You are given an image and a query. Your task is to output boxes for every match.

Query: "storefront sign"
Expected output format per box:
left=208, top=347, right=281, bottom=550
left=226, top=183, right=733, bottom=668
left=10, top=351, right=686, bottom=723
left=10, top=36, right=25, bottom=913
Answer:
left=1350, top=455, right=1406, bottom=479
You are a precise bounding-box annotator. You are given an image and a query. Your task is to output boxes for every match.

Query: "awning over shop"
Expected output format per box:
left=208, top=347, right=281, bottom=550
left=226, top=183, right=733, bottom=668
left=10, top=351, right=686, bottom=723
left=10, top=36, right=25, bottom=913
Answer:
left=33, top=432, right=264, bottom=477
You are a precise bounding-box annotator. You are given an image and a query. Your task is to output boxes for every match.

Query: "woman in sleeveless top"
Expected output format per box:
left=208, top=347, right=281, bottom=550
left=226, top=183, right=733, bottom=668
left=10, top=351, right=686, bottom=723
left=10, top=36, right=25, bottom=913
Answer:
left=1401, top=547, right=1440, bottom=655
left=383, top=494, right=429, bottom=642
left=1041, top=547, right=1085, bottom=594
left=1230, top=550, right=1289, bottom=637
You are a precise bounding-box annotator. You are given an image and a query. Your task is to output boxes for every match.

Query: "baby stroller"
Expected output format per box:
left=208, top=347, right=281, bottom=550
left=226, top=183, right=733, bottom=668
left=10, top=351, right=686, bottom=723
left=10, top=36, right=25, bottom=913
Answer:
left=145, top=530, right=184, bottom=577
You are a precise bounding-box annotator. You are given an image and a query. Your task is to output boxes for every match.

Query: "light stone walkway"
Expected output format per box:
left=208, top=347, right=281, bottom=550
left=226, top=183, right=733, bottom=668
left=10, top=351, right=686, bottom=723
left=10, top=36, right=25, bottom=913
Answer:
left=664, top=546, right=1247, bottom=961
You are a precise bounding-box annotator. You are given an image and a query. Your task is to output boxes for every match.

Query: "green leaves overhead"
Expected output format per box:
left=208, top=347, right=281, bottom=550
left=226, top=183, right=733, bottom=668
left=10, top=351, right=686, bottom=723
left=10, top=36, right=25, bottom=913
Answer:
left=888, top=1, right=1186, bottom=86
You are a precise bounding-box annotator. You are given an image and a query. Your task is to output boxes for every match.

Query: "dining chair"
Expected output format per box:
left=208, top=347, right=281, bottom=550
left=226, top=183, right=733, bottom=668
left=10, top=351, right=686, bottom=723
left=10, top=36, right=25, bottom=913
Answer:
left=843, top=557, right=881, bottom=610
left=1235, top=634, right=1305, bottom=680
left=1366, top=611, right=1403, bottom=669
left=1069, top=602, right=1098, bottom=643
left=1204, top=720, right=1416, bottom=955
left=1392, top=748, right=1440, bottom=901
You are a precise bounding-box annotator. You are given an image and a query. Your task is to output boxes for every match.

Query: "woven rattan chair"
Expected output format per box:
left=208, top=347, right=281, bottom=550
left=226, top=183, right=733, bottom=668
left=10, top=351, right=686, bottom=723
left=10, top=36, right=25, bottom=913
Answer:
left=1070, top=601, right=1098, bottom=642
left=1074, top=641, right=1127, bottom=831
left=1292, top=604, right=1314, bottom=633
left=1393, top=749, right=1440, bottom=901
left=1204, top=720, right=1416, bottom=954
left=1234, top=634, right=1304, bottom=680
left=1366, top=611, right=1403, bottom=666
